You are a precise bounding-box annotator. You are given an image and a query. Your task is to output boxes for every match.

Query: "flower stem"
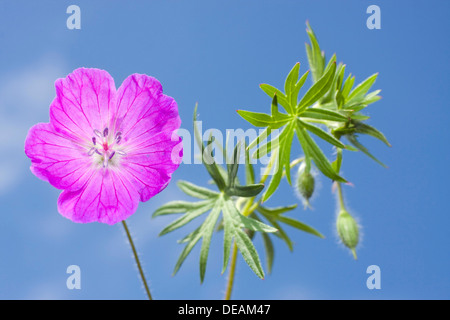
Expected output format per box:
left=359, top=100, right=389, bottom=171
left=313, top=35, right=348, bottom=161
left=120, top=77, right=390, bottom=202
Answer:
left=224, top=152, right=279, bottom=300
left=336, top=181, right=346, bottom=211
left=122, top=220, right=153, bottom=300
left=224, top=242, right=238, bottom=300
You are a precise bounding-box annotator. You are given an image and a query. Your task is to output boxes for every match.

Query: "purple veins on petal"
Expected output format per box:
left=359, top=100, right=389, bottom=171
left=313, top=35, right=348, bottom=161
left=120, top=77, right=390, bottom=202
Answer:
left=24, top=68, right=182, bottom=225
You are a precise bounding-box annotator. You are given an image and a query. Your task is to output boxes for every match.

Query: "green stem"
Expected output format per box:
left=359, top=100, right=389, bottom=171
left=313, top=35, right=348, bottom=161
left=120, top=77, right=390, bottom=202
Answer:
left=122, top=220, right=153, bottom=300
left=224, top=243, right=238, bottom=300
left=224, top=152, right=278, bottom=300
left=336, top=181, right=346, bottom=211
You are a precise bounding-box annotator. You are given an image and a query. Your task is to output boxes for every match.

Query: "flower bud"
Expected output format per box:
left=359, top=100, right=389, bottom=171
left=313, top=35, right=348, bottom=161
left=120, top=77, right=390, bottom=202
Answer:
left=336, top=209, right=359, bottom=259
left=296, top=163, right=315, bottom=203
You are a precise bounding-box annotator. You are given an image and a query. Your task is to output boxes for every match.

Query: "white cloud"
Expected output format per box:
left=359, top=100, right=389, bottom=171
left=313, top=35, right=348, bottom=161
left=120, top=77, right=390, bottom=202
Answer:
left=0, top=54, right=68, bottom=194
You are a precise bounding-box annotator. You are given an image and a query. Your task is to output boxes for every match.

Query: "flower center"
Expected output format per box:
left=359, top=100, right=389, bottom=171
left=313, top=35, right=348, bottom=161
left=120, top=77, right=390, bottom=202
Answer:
left=87, top=127, right=126, bottom=168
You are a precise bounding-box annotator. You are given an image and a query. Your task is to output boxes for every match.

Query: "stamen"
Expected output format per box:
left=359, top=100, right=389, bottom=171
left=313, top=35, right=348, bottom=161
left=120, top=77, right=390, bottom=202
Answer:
left=88, top=147, right=96, bottom=156
left=95, top=149, right=102, bottom=156
left=92, top=137, right=96, bottom=145
left=115, top=132, right=122, bottom=144
left=94, top=129, right=102, bottom=138
left=116, top=150, right=127, bottom=156
left=103, top=127, right=109, bottom=137
left=109, top=151, right=116, bottom=160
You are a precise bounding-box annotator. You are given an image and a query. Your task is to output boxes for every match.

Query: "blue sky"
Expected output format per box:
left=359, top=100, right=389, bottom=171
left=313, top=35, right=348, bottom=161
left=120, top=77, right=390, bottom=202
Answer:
left=0, top=0, right=449, bottom=299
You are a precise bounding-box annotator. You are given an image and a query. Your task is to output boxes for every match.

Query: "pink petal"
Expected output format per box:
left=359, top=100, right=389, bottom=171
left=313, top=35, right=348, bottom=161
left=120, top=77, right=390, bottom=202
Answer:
left=112, top=74, right=183, bottom=202
left=24, top=122, right=94, bottom=191
left=121, top=131, right=183, bottom=202
left=57, top=169, right=140, bottom=225
left=49, top=68, right=117, bottom=142
left=113, top=74, right=181, bottom=142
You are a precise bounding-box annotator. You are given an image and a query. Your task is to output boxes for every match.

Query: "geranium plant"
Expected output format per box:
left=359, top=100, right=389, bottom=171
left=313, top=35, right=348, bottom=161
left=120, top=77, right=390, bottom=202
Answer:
left=153, top=22, right=389, bottom=299
left=24, top=22, right=389, bottom=300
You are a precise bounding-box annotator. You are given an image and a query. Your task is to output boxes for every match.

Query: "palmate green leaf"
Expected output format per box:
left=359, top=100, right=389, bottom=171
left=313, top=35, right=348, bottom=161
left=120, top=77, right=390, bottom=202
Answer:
left=346, top=134, right=387, bottom=168
left=255, top=203, right=324, bottom=255
left=261, top=232, right=274, bottom=274
left=244, top=144, right=255, bottom=185
left=305, top=21, right=325, bottom=83
left=159, top=200, right=216, bottom=236
left=173, top=226, right=202, bottom=275
left=236, top=110, right=273, bottom=127
left=261, top=156, right=283, bottom=203
left=251, top=128, right=284, bottom=160
left=281, top=122, right=295, bottom=185
left=199, top=198, right=223, bottom=283
left=222, top=199, right=276, bottom=279
left=260, top=124, right=293, bottom=202
left=300, top=108, right=349, bottom=122
left=256, top=204, right=298, bottom=216
left=297, top=61, right=336, bottom=111
left=284, top=63, right=302, bottom=113
left=193, top=104, right=227, bottom=191
left=226, top=184, right=265, bottom=198
left=362, top=90, right=382, bottom=105
left=177, top=180, right=219, bottom=199
left=341, top=73, right=355, bottom=99
left=237, top=213, right=278, bottom=233
left=238, top=98, right=290, bottom=130
left=295, top=121, right=346, bottom=182
left=152, top=200, right=209, bottom=217
left=259, top=84, right=291, bottom=112
left=246, top=213, right=275, bottom=273
left=291, top=70, right=310, bottom=107
left=299, top=119, right=346, bottom=149
left=156, top=104, right=275, bottom=281
left=285, top=62, right=300, bottom=98
left=320, top=60, right=343, bottom=106
left=347, top=73, right=378, bottom=102
left=275, top=216, right=325, bottom=238
left=226, top=140, right=241, bottom=188
left=247, top=127, right=270, bottom=153
left=161, top=192, right=275, bottom=282
left=222, top=201, right=234, bottom=273
left=349, top=112, right=370, bottom=120
left=353, top=122, right=391, bottom=147
left=235, top=227, right=265, bottom=279
left=270, top=95, right=292, bottom=124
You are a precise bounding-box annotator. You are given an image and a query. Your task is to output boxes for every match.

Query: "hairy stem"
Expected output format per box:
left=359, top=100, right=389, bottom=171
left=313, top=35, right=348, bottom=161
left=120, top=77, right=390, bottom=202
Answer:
left=336, top=181, right=346, bottom=210
left=224, top=152, right=278, bottom=300
left=122, top=220, right=153, bottom=300
left=224, top=242, right=239, bottom=300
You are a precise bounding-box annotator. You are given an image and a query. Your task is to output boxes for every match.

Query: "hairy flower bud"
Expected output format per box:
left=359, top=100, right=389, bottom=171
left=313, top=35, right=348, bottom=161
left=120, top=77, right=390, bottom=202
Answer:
left=296, top=163, right=315, bottom=203
left=336, top=209, right=359, bottom=259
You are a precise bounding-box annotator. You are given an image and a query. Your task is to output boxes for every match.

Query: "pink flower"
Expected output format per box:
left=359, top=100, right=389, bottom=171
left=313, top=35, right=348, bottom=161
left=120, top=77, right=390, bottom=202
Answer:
left=25, top=68, right=182, bottom=225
